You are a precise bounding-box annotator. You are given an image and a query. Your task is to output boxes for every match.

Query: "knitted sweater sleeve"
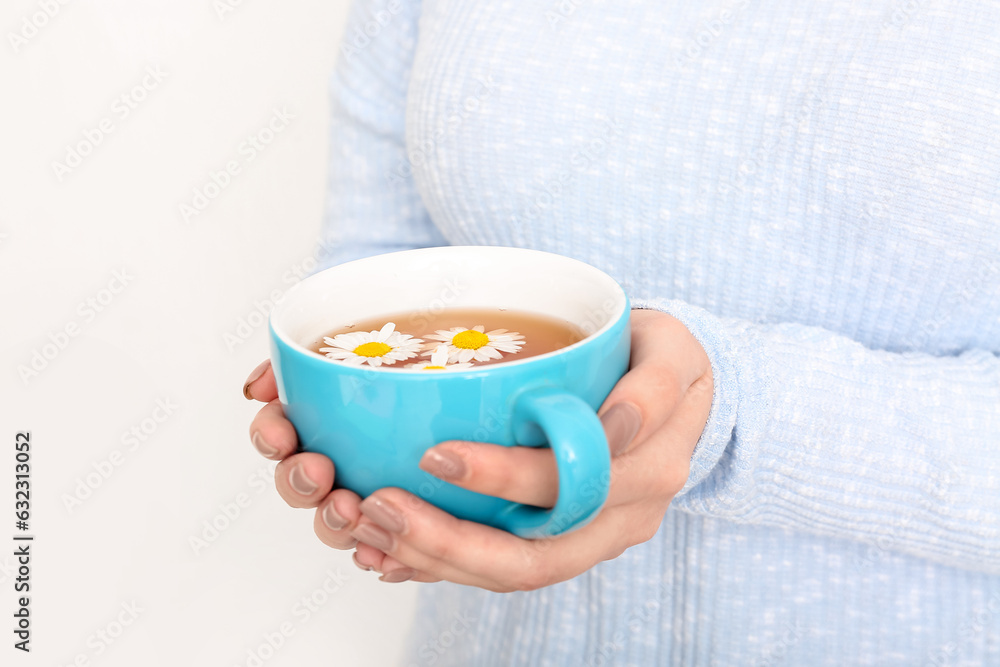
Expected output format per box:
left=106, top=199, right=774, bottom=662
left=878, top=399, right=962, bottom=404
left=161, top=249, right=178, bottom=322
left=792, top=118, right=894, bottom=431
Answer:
left=633, top=294, right=1000, bottom=575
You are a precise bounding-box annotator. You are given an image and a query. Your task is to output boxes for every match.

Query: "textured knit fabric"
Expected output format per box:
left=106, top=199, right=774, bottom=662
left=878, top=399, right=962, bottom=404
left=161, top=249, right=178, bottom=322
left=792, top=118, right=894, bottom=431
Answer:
left=317, top=1, right=1000, bottom=665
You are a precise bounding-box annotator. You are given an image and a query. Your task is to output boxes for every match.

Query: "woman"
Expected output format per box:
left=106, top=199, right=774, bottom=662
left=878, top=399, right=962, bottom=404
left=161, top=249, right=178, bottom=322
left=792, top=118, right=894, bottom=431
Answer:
left=244, top=1, right=1000, bottom=663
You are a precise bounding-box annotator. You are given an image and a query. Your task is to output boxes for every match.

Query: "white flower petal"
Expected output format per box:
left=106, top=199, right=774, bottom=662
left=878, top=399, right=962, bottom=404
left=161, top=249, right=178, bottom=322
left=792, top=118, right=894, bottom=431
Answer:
left=475, top=347, right=503, bottom=361
left=326, top=335, right=361, bottom=350
left=386, top=331, right=420, bottom=346
left=376, top=322, right=396, bottom=341
left=430, top=346, right=449, bottom=366
left=488, top=333, right=524, bottom=343
left=491, top=342, right=524, bottom=353
left=456, top=348, right=475, bottom=364
left=473, top=325, right=485, bottom=333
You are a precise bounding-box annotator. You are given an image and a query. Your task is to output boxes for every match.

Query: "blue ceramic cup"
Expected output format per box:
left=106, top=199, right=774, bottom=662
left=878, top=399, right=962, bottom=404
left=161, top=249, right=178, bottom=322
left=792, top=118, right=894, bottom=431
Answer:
left=268, top=246, right=630, bottom=538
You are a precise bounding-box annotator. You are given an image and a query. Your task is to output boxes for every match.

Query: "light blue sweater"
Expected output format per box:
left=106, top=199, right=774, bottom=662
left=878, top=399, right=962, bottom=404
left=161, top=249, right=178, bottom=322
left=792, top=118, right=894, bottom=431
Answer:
left=317, top=1, right=1000, bottom=664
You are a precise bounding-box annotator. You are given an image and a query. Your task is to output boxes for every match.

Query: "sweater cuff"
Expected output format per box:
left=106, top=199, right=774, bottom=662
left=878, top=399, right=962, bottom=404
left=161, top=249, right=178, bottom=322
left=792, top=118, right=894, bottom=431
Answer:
left=630, top=297, right=772, bottom=506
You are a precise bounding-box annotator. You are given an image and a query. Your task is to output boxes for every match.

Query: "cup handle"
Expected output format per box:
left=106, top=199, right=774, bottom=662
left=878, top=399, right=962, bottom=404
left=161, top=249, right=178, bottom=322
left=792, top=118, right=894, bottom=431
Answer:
left=494, top=385, right=611, bottom=538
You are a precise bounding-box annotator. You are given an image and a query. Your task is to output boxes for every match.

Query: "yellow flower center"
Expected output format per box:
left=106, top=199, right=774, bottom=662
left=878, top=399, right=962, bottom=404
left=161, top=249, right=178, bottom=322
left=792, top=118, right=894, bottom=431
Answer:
left=423, top=365, right=445, bottom=370
left=452, top=330, right=489, bottom=350
left=353, top=341, right=392, bottom=358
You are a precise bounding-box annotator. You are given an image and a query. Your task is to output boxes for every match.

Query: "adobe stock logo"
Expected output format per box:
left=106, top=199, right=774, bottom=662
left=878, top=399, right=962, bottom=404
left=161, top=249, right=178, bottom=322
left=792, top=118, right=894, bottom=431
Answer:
left=214, top=0, right=248, bottom=21
left=674, top=0, right=753, bottom=68
left=51, top=66, right=168, bottom=182
left=179, top=107, right=295, bottom=223
left=339, top=0, right=404, bottom=61
left=8, top=0, right=73, bottom=54
left=61, top=398, right=179, bottom=514
left=545, top=0, right=589, bottom=28
left=17, top=269, right=135, bottom=385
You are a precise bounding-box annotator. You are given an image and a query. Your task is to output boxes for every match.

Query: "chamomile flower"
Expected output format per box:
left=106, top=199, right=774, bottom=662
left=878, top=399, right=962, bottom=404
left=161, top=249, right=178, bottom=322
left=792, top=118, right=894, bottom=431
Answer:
left=407, top=345, right=475, bottom=371
left=424, top=325, right=525, bottom=363
left=319, top=322, right=423, bottom=367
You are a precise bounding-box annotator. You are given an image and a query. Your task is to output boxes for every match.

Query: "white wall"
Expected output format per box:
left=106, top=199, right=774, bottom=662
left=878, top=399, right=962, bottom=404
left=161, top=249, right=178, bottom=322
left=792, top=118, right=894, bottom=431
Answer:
left=0, top=1, right=420, bottom=665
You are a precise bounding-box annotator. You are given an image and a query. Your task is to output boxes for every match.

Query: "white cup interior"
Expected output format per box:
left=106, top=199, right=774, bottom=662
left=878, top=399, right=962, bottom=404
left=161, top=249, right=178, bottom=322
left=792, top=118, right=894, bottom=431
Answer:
left=270, top=246, right=627, bottom=370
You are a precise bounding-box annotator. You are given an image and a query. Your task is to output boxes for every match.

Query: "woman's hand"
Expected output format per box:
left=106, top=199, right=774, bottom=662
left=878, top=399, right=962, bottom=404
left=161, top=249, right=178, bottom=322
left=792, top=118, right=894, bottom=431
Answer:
left=244, top=308, right=713, bottom=590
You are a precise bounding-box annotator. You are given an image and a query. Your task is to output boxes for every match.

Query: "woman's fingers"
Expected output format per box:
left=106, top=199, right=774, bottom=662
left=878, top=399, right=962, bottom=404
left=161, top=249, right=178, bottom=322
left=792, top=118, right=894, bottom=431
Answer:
left=349, top=488, right=634, bottom=592
left=312, top=488, right=364, bottom=549
left=274, top=452, right=334, bottom=508
left=369, top=554, right=419, bottom=583
left=243, top=359, right=277, bottom=402
left=249, top=399, right=298, bottom=460
left=350, top=490, right=526, bottom=591
left=419, top=397, right=654, bottom=507
left=245, top=359, right=461, bottom=586
left=419, top=442, right=559, bottom=507
left=352, top=543, right=440, bottom=583
left=353, top=541, right=387, bottom=572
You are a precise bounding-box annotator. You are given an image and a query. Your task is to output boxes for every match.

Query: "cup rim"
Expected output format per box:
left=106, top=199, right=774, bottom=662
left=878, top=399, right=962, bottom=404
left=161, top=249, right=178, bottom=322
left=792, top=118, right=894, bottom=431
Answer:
left=269, top=246, right=629, bottom=375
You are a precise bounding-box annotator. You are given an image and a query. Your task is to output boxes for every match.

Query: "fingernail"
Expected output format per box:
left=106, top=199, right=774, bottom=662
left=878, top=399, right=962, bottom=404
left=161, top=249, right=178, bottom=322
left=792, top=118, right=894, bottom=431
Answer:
left=419, top=448, right=467, bottom=481
left=380, top=568, right=416, bottom=583
left=243, top=359, right=271, bottom=399
left=601, top=402, right=642, bottom=456
left=351, top=523, right=396, bottom=552
left=288, top=464, right=318, bottom=496
left=360, top=496, right=407, bottom=534
left=352, top=552, right=373, bottom=572
left=322, top=502, right=348, bottom=531
left=251, top=431, right=278, bottom=459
